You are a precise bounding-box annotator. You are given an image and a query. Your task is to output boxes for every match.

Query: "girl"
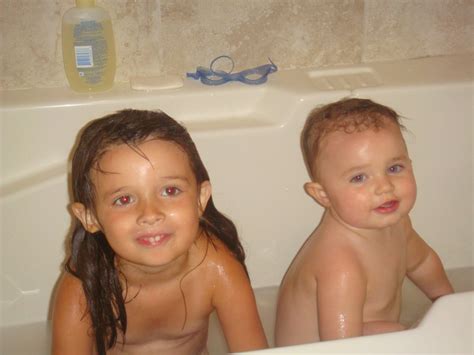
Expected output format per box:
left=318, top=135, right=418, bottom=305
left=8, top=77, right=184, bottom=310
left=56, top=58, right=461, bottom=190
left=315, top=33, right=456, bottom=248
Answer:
left=52, top=109, right=268, bottom=354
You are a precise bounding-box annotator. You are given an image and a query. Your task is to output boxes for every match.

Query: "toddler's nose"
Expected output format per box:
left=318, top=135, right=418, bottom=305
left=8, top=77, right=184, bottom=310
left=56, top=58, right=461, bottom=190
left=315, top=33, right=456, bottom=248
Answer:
left=375, top=175, right=395, bottom=195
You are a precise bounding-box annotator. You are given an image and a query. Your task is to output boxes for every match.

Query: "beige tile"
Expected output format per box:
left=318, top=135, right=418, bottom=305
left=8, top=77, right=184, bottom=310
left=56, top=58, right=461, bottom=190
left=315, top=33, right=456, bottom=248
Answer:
left=1, top=0, right=472, bottom=90
left=111, top=0, right=162, bottom=80
left=363, top=0, right=474, bottom=62
left=1, top=1, right=65, bottom=90
left=160, top=0, right=364, bottom=74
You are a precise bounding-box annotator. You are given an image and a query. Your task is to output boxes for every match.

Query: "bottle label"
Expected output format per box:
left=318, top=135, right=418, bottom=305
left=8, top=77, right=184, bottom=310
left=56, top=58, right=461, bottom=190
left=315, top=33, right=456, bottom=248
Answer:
left=74, top=46, right=94, bottom=68
left=73, top=20, right=108, bottom=84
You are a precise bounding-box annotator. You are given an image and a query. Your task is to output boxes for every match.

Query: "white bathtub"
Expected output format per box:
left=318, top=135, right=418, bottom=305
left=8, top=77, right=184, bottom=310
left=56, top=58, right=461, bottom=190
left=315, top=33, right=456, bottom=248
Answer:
left=1, top=54, right=473, bottom=354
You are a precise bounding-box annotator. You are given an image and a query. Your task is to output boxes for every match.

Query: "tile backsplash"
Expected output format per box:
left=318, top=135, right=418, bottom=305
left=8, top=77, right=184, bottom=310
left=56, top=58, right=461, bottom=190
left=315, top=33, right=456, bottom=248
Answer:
left=1, top=0, right=473, bottom=90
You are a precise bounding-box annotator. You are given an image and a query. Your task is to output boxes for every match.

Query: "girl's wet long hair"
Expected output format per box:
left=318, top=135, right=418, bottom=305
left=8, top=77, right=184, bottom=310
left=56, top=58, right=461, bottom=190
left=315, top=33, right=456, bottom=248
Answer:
left=66, top=109, right=246, bottom=354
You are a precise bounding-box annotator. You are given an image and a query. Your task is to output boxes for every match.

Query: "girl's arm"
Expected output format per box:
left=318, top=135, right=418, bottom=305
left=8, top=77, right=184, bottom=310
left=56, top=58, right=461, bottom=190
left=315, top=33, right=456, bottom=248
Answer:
left=212, top=250, right=268, bottom=352
left=51, top=272, right=95, bottom=354
left=406, top=220, right=454, bottom=301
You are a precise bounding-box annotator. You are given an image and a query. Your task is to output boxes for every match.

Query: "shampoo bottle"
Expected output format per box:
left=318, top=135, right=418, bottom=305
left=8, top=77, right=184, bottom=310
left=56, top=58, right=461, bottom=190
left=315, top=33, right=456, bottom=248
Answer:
left=62, top=0, right=116, bottom=92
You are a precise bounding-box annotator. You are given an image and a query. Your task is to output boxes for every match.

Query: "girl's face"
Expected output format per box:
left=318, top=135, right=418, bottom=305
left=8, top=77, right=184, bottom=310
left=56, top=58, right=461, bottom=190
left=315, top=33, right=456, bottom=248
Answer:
left=73, top=139, right=211, bottom=272
left=307, top=120, right=417, bottom=231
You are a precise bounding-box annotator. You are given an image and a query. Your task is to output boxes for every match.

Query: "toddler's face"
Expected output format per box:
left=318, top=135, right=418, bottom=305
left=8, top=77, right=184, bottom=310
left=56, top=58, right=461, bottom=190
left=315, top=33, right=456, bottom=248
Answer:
left=314, top=120, right=417, bottom=230
left=83, top=139, right=210, bottom=272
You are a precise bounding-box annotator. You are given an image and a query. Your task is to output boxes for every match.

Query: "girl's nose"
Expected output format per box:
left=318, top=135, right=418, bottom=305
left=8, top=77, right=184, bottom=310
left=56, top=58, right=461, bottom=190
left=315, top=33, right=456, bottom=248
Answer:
left=375, top=175, right=395, bottom=195
left=137, top=199, right=164, bottom=225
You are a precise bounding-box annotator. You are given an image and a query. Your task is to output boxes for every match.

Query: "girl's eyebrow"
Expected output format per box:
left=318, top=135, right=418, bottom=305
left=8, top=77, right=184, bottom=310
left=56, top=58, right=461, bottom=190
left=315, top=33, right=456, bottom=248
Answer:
left=159, top=175, right=191, bottom=182
left=103, top=186, right=129, bottom=197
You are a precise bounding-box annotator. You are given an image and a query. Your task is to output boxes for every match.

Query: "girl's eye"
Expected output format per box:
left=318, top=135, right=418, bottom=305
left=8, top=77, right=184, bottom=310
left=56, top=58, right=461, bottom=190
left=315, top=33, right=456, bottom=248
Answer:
left=162, top=186, right=181, bottom=197
left=350, top=174, right=366, bottom=183
left=388, top=164, right=403, bottom=173
left=114, top=195, right=132, bottom=206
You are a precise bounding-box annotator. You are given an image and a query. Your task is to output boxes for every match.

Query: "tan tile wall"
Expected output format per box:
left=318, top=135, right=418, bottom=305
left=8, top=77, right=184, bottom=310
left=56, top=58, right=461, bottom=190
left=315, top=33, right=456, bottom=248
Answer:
left=1, top=0, right=472, bottom=90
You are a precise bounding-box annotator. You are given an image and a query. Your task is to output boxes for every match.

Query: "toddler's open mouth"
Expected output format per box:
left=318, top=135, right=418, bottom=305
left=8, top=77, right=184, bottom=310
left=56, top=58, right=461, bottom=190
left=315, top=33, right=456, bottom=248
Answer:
left=375, top=200, right=399, bottom=213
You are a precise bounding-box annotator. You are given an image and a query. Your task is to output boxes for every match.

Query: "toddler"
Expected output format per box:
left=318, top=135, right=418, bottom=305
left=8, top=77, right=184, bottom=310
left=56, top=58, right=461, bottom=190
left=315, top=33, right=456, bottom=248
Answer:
left=275, top=98, right=453, bottom=346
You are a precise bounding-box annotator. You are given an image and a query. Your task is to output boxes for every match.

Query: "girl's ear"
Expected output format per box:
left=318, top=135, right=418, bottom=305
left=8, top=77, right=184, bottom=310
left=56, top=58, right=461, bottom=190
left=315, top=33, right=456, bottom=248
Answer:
left=198, top=181, right=212, bottom=215
left=70, top=202, right=100, bottom=233
left=304, top=181, right=331, bottom=208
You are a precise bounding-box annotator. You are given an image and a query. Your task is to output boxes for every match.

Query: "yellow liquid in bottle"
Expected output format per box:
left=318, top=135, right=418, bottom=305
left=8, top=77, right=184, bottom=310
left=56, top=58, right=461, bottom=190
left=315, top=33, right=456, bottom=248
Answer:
left=62, top=19, right=116, bottom=93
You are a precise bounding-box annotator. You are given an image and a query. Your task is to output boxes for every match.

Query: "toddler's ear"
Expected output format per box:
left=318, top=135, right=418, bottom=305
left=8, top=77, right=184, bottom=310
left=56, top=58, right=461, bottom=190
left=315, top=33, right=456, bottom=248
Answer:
left=70, top=202, right=100, bottom=233
left=304, top=182, right=330, bottom=207
left=198, top=181, right=212, bottom=215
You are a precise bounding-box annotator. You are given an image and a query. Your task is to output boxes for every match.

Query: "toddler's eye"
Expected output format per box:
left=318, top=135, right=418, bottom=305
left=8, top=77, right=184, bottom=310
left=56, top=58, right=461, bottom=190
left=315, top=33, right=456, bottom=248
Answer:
left=350, top=174, right=366, bottom=183
left=114, top=195, right=132, bottom=206
left=388, top=164, right=403, bottom=173
left=162, top=186, right=181, bottom=197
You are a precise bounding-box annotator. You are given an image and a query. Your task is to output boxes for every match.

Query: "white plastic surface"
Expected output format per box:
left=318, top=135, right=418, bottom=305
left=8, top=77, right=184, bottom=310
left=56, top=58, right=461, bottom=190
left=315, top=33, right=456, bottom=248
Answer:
left=237, top=291, right=474, bottom=354
left=0, top=55, right=473, bottom=355
left=130, top=75, right=184, bottom=90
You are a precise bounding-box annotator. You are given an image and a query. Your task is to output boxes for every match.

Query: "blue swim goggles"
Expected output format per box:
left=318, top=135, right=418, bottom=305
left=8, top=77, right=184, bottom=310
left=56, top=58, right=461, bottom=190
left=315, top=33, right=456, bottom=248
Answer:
left=186, top=56, right=278, bottom=85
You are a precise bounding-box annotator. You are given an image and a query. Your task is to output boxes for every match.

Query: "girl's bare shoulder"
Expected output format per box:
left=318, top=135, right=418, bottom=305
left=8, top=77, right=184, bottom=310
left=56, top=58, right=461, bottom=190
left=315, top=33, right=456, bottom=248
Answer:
left=52, top=272, right=94, bottom=354
left=54, top=271, right=86, bottom=305
left=195, top=235, right=247, bottom=281
left=52, top=271, right=91, bottom=326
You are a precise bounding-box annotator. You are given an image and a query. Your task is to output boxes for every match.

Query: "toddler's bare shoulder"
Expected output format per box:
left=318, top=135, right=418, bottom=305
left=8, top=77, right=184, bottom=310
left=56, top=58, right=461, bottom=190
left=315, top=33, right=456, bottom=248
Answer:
left=312, top=241, right=364, bottom=279
left=310, top=233, right=359, bottom=262
left=394, top=215, right=416, bottom=240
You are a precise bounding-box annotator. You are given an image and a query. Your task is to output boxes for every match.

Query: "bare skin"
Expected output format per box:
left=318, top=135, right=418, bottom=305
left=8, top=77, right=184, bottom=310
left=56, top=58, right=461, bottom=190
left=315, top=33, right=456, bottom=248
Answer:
left=52, top=140, right=268, bottom=354
left=53, top=235, right=265, bottom=354
left=275, top=121, right=453, bottom=346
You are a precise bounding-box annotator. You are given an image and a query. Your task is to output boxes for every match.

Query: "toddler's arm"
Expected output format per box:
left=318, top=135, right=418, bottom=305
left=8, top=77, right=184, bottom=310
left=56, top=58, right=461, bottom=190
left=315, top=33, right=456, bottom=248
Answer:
left=212, top=250, right=268, bottom=352
left=51, top=272, right=95, bottom=354
left=316, top=250, right=367, bottom=340
left=406, top=221, right=454, bottom=301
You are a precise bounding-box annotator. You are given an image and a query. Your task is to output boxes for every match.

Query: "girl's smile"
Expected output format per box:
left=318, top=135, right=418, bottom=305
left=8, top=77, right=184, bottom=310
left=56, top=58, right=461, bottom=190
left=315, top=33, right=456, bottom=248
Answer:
left=135, top=231, right=172, bottom=247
